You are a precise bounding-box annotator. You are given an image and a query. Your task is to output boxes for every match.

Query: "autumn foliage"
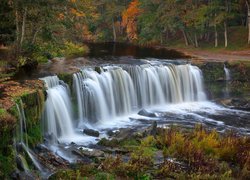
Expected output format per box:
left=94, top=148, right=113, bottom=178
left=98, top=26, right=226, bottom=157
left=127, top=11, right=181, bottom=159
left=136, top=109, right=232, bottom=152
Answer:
left=122, top=0, right=141, bottom=42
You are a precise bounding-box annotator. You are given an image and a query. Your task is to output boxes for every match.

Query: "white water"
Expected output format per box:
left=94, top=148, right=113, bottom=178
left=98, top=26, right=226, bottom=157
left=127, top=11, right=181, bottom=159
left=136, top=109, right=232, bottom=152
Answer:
left=41, top=76, right=75, bottom=144
left=16, top=101, right=43, bottom=172
left=224, top=64, right=231, bottom=97
left=224, top=64, right=231, bottom=81
left=73, top=64, right=206, bottom=124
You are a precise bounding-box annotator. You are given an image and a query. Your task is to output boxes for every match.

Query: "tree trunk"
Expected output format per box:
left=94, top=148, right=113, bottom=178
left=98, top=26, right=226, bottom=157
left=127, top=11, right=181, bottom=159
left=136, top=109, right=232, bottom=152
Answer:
left=181, top=29, right=189, bottom=46
left=15, top=10, right=20, bottom=43
left=214, top=24, right=218, bottom=47
left=20, top=7, right=27, bottom=47
left=194, top=32, right=199, bottom=48
left=224, top=21, right=228, bottom=48
left=206, top=32, right=210, bottom=42
left=14, top=8, right=21, bottom=57
left=112, top=18, right=117, bottom=42
left=32, top=28, right=41, bottom=44
left=246, top=0, right=250, bottom=44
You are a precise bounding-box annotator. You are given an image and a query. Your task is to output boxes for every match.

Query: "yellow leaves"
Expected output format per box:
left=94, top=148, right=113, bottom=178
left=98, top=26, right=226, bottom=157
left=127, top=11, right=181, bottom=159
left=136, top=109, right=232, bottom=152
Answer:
left=70, top=8, right=85, bottom=17
left=58, top=13, right=65, bottom=20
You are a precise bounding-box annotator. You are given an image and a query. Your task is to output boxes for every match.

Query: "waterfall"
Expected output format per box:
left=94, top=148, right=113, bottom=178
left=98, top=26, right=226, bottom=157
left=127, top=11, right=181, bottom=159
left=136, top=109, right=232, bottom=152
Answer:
left=223, top=64, right=231, bottom=98
left=41, top=76, right=75, bottom=143
left=73, top=64, right=206, bottom=124
left=224, top=64, right=231, bottom=81
left=16, top=100, right=43, bottom=172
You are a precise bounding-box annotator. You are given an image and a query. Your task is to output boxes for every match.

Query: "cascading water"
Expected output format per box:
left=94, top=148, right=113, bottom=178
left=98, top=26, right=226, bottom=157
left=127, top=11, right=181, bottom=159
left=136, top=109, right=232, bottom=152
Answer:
left=41, top=76, right=75, bottom=144
left=73, top=64, right=206, bottom=124
left=15, top=100, right=43, bottom=172
left=224, top=64, right=231, bottom=81
left=223, top=64, right=231, bottom=97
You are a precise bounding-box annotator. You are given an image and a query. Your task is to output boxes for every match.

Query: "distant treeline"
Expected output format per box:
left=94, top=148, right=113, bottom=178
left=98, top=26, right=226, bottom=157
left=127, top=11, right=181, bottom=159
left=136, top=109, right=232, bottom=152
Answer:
left=0, top=0, right=249, bottom=54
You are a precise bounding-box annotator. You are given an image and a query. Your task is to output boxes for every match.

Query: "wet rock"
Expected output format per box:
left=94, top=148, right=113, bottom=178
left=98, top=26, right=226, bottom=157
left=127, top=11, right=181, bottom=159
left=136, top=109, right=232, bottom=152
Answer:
left=138, top=109, right=156, bottom=117
left=83, top=128, right=100, bottom=137
left=231, top=98, right=248, bottom=106
left=16, top=155, right=28, bottom=171
left=218, top=98, right=250, bottom=111
left=10, top=170, right=38, bottom=180
left=35, top=144, right=50, bottom=153
left=150, top=121, right=157, bottom=137
left=95, top=66, right=102, bottom=74
left=102, top=147, right=129, bottom=154
left=114, top=128, right=136, bottom=139
left=72, top=148, right=104, bottom=158
left=231, top=98, right=250, bottom=111
left=19, top=58, right=38, bottom=74
left=106, top=130, right=114, bottom=137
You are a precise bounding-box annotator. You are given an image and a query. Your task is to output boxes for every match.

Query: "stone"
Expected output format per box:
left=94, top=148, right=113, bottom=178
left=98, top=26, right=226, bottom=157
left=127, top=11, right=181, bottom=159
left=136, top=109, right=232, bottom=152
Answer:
left=72, top=149, right=104, bottom=158
left=106, top=130, right=114, bottom=137
left=114, top=128, right=135, bottom=139
left=150, top=121, right=157, bottom=137
left=138, top=109, right=156, bottom=117
left=83, top=128, right=100, bottom=137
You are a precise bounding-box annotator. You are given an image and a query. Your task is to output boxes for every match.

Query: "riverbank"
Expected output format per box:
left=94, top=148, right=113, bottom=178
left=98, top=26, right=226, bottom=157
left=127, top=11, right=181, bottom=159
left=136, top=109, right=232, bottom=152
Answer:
left=0, top=43, right=250, bottom=179
left=50, top=124, right=250, bottom=179
left=172, top=47, right=250, bottom=63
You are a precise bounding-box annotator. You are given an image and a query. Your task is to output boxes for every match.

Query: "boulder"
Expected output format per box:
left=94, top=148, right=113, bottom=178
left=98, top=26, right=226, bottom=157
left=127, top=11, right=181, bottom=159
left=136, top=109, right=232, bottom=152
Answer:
left=114, top=128, right=135, bottom=139
left=138, top=109, right=156, bottom=117
left=83, top=128, right=100, bottom=137
left=106, top=130, right=114, bottom=137
left=72, top=149, right=104, bottom=158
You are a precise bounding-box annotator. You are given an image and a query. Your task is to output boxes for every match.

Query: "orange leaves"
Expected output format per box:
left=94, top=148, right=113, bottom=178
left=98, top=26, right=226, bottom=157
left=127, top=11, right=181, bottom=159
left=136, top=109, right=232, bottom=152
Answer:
left=122, top=0, right=141, bottom=42
left=58, top=13, right=65, bottom=20
left=0, top=80, right=43, bottom=110
left=70, top=8, right=85, bottom=17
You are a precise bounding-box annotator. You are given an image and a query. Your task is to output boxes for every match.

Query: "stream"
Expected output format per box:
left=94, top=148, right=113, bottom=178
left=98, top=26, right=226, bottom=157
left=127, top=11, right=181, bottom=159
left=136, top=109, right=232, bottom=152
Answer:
left=15, top=43, right=250, bottom=178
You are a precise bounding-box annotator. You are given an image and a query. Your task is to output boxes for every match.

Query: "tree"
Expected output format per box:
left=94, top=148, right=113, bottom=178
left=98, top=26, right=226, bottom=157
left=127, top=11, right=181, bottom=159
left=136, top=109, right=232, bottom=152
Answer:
left=137, top=0, right=162, bottom=44
left=246, top=0, right=250, bottom=44
left=122, top=0, right=141, bottom=42
left=0, top=0, right=15, bottom=46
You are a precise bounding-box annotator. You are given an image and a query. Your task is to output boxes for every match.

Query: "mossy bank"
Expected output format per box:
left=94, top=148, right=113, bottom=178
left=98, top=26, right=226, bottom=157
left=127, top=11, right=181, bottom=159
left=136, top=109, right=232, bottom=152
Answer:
left=0, top=79, right=45, bottom=178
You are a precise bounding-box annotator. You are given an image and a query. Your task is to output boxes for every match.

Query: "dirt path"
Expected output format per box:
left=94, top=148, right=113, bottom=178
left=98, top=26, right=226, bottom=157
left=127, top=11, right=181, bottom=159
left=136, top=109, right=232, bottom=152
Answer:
left=174, top=48, right=250, bottom=63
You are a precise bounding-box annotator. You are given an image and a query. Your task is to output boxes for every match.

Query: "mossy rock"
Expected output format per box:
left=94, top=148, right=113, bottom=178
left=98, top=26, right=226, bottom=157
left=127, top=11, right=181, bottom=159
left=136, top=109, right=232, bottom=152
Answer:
left=0, top=111, right=16, bottom=178
left=200, top=62, right=225, bottom=82
left=95, top=66, right=102, bottom=74
left=58, top=73, right=73, bottom=90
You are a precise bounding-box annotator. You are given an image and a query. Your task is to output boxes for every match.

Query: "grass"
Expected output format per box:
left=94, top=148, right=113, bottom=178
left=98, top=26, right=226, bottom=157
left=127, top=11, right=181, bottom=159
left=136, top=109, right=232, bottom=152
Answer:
left=0, top=108, right=7, bottom=117
left=51, top=125, right=250, bottom=179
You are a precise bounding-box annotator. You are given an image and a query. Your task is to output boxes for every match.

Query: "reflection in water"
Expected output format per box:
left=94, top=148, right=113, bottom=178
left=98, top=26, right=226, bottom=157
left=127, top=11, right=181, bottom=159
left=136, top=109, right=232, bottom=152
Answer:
left=86, top=42, right=188, bottom=59
left=16, top=43, right=189, bottom=79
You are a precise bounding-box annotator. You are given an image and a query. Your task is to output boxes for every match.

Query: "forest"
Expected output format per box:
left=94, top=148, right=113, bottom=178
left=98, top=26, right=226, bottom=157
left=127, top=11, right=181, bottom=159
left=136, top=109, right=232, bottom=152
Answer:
left=0, top=0, right=250, bottom=65
left=0, top=1, right=250, bottom=179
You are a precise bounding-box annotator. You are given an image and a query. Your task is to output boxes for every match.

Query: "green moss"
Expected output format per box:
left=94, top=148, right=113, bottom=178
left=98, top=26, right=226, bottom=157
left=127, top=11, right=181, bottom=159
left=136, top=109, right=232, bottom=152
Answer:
left=98, top=137, right=140, bottom=151
left=26, top=123, right=42, bottom=147
left=21, top=91, right=44, bottom=147
left=95, top=66, right=102, bottom=74
left=0, top=108, right=7, bottom=117
left=95, top=172, right=115, bottom=180
left=11, top=90, right=45, bottom=147
left=0, top=126, right=16, bottom=178
left=58, top=73, right=73, bottom=89
left=62, top=41, right=89, bottom=58
left=200, top=62, right=225, bottom=82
